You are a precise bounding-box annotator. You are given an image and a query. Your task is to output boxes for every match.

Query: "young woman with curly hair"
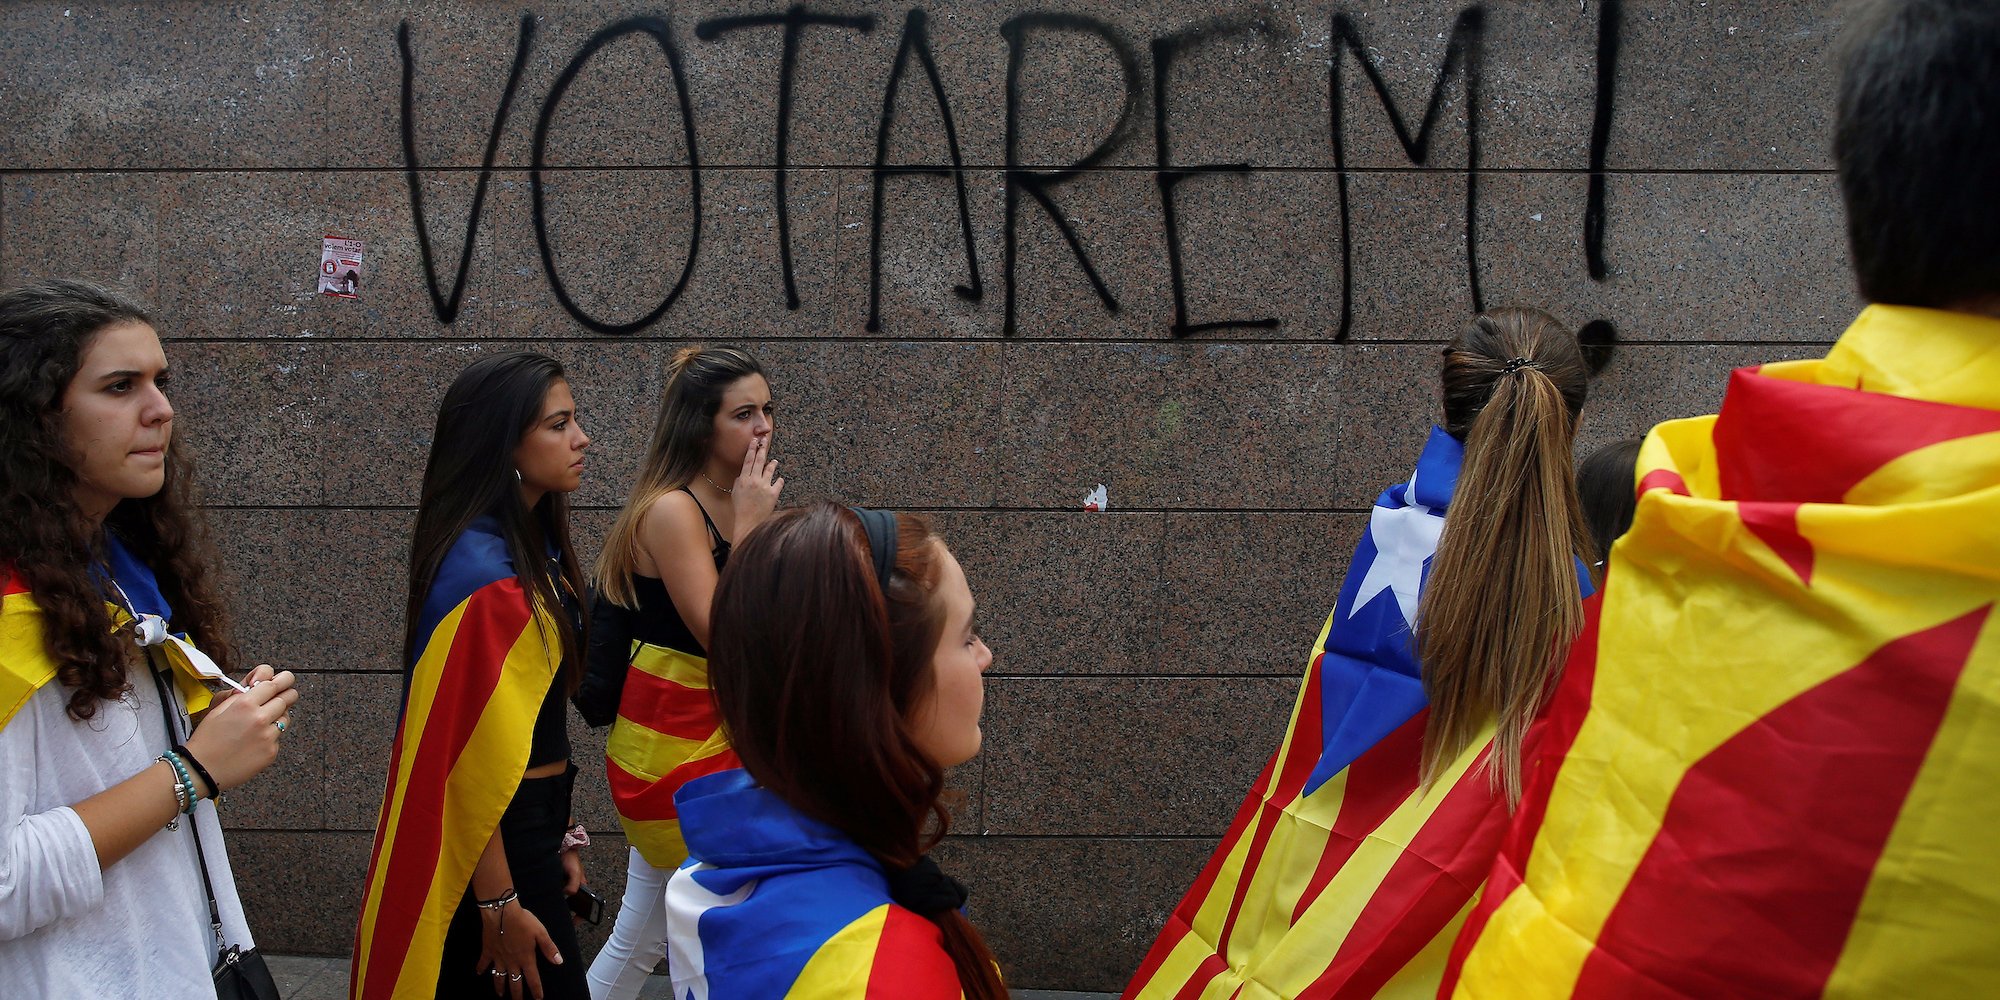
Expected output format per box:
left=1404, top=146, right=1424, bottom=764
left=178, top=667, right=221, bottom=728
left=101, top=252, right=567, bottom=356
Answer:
left=0, top=278, right=300, bottom=998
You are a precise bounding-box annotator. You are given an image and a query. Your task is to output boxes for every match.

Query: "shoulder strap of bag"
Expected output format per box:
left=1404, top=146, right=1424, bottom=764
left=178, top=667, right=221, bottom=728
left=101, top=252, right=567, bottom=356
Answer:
left=149, top=662, right=229, bottom=957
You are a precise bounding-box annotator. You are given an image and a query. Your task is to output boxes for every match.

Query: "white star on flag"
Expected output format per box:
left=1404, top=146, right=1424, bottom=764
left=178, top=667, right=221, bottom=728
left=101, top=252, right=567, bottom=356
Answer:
left=1345, top=495, right=1446, bottom=628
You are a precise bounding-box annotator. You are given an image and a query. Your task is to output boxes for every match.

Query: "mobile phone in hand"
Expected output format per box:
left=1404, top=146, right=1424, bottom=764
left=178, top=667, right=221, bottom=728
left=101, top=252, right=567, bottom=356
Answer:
left=568, top=885, right=604, bottom=926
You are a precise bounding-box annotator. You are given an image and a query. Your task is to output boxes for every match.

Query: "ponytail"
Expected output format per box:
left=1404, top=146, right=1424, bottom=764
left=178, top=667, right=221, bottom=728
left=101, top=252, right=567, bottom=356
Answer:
left=1416, top=308, right=1592, bottom=805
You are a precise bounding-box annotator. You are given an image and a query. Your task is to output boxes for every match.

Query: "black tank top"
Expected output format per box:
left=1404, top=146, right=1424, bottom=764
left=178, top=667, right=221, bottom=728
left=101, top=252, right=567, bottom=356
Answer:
left=526, top=555, right=583, bottom=768
left=573, top=488, right=730, bottom=727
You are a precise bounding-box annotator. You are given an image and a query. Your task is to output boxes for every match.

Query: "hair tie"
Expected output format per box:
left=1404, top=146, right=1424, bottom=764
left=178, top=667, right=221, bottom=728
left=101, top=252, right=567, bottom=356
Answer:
left=1500, top=356, right=1535, bottom=375
left=849, top=507, right=898, bottom=590
left=887, top=854, right=968, bottom=916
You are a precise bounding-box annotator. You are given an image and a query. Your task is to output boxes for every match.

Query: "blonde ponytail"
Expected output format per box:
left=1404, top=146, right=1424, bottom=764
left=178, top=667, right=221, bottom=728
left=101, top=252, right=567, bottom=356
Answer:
left=1415, top=309, right=1592, bottom=805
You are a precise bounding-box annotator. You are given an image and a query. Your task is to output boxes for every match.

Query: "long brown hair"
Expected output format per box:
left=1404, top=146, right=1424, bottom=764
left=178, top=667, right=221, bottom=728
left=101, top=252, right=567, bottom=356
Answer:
left=708, top=502, right=1005, bottom=999
left=403, top=353, right=586, bottom=691
left=0, top=279, right=234, bottom=721
left=1416, top=307, right=1592, bottom=804
left=593, top=345, right=765, bottom=607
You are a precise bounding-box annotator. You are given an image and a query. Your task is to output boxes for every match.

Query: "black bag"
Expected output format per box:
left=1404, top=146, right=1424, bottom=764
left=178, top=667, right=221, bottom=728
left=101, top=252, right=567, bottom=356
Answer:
left=149, top=666, right=282, bottom=1000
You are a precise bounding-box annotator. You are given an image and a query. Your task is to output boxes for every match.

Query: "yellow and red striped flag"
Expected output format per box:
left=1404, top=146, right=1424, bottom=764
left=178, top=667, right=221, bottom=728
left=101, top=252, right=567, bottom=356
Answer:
left=605, top=640, right=738, bottom=868
left=1127, top=428, right=1586, bottom=999
left=3, top=535, right=216, bottom=727
left=0, top=574, right=63, bottom=727
left=1444, top=305, right=2000, bottom=998
left=351, top=518, right=564, bottom=1000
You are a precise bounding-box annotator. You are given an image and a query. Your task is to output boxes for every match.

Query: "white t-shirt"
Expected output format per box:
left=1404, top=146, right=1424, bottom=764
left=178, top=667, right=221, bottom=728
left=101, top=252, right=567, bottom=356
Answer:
left=0, top=660, right=255, bottom=999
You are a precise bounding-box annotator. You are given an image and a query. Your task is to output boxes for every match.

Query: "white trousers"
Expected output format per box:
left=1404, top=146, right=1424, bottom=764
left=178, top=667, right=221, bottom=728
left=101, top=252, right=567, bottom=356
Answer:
left=586, top=847, right=673, bottom=1000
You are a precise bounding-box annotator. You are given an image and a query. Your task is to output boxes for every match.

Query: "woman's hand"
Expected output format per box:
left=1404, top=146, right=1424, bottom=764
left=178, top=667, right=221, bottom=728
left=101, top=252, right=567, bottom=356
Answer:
left=731, top=434, right=783, bottom=537
left=183, top=665, right=298, bottom=792
left=477, top=901, right=563, bottom=1000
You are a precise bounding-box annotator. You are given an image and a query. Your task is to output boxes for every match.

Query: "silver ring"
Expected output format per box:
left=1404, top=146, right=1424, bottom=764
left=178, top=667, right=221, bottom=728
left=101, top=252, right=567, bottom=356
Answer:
left=275, top=719, right=288, bottom=733
left=489, top=969, right=503, bottom=977
left=508, top=972, right=524, bottom=982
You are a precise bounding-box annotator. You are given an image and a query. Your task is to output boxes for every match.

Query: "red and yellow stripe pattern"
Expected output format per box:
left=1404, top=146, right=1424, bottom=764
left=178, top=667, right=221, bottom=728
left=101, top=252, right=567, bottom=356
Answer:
left=1444, top=305, right=2000, bottom=997
left=606, top=641, right=737, bottom=868
left=0, top=574, right=61, bottom=727
left=351, top=525, right=563, bottom=1000
left=2, top=571, right=212, bottom=728
left=1126, top=615, right=1532, bottom=1000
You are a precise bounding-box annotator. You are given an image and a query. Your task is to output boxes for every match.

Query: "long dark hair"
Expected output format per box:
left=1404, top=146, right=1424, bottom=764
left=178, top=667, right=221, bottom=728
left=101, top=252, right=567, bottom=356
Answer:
left=402, top=352, right=586, bottom=690
left=0, top=278, right=233, bottom=721
left=708, top=502, right=1005, bottom=1000
left=592, top=344, right=764, bottom=607
left=1416, top=307, right=1592, bottom=804
left=1577, top=436, right=1643, bottom=583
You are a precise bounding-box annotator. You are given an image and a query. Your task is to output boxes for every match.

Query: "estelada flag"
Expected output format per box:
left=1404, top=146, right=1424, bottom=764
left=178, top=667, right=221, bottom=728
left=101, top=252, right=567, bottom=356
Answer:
left=1443, top=305, right=2000, bottom=998
left=665, top=768, right=965, bottom=999
left=351, top=517, right=564, bottom=999
left=1127, top=428, right=1589, bottom=1000
left=605, top=640, right=738, bottom=868
left=2, top=533, right=215, bottom=728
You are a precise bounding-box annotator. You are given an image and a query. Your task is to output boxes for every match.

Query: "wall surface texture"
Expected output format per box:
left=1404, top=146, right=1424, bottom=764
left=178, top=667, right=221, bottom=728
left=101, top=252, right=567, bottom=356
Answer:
left=0, top=0, right=1851, bottom=990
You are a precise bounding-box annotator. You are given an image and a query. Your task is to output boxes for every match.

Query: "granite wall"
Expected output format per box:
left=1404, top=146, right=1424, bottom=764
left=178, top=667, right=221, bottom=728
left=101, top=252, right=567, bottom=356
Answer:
left=0, top=0, right=1852, bottom=990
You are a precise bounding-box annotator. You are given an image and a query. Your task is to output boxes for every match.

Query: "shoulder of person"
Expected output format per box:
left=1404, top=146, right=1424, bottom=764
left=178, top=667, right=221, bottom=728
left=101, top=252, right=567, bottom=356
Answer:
left=866, top=903, right=959, bottom=989
left=639, top=490, right=708, bottom=536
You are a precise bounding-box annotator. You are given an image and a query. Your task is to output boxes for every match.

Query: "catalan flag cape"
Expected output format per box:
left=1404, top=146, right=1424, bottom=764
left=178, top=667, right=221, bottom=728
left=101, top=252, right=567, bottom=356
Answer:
left=351, top=516, right=563, bottom=1000
left=1127, top=427, right=1590, bottom=1000
left=2, top=533, right=214, bottom=729
left=1443, top=305, right=2000, bottom=998
left=664, top=768, right=964, bottom=999
left=606, top=637, right=737, bottom=868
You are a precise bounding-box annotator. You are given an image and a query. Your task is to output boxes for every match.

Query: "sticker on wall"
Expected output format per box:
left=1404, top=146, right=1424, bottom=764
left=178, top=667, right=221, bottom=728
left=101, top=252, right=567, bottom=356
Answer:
left=318, top=234, right=364, bottom=299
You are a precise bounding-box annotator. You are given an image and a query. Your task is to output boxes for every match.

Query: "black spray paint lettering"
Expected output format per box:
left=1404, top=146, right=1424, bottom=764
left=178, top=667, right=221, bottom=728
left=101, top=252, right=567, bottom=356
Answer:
left=999, top=13, right=1142, bottom=337
left=1328, top=7, right=1486, bottom=342
left=396, top=13, right=534, bottom=325
left=530, top=16, right=704, bottom=335
left=696, top=5, right=877, bottom=311
left=868, top=8, right=984, bottom=334
left=1153, top=17, right=1282, bottom=338
left=395, top=6, right=1622, bottom=357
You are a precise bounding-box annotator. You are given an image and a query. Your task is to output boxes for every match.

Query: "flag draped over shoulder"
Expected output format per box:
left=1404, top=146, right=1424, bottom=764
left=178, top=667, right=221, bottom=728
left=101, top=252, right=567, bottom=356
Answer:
left=351, top=517, right=562, bottom=1000
left=1444, top=305, right=2000, bottom=998
left=2, top=535, right=214, bottom=728
left=1128, top=427, right=1586, bottom=1000
left=606, top=640, right=738, bottom=868
left=665, top=769, right=963, bottom=1000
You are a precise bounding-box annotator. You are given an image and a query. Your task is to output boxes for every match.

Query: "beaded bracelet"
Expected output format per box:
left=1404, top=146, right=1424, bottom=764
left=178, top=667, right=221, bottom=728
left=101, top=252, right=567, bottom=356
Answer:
left=155, top=755, right=191, bottom=828
left=161, top=752, right=200, bottom=815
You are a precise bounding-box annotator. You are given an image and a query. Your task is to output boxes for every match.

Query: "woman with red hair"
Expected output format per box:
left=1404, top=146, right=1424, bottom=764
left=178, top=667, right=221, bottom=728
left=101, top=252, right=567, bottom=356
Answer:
left=663, top=502, right=1003, bottom=998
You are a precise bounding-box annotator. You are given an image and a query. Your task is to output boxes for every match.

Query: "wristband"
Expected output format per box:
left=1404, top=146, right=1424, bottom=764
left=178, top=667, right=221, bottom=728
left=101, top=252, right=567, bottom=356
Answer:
left=475, top=888, right=519, bottom=911
left=172, top=743, right=221, bottom=800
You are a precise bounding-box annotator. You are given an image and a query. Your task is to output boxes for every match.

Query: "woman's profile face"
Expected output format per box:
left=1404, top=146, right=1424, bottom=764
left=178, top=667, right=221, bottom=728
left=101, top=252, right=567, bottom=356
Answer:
left=512, top=378, right=590, bottom=497
left=908, top=543, right=991, bottom=769
left=707, top=373, right=773, bottom=466
left=61, top=320, right=174, bottom=518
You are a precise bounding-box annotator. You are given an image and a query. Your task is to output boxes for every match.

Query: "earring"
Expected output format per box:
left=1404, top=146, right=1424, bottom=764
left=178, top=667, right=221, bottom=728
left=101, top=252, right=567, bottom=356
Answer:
left=514, top=469, right=523, bottom=482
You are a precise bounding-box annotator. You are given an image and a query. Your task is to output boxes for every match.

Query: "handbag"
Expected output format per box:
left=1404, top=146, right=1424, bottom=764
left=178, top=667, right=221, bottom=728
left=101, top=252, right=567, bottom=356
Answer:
left=149, top=664, right=282, bottom=1000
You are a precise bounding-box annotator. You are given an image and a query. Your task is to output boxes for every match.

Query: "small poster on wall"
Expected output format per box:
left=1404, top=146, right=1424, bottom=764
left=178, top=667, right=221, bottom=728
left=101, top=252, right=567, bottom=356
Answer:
left=318, top=234, right=364, bottom=299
